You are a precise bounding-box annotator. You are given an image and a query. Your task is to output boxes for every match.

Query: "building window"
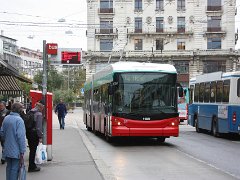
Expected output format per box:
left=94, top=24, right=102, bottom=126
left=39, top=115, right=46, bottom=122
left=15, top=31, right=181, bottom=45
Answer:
left=135, top=39, right=143, bottom=50
left=177, top=17, right=185, bottom=33
left=207, top=38, right=221, bottom=49
left=203, top=60, right=226, bottom=73
left=207, top=0, right=221, bottom=11
left=135, top=0, right=142, bottom=10
left=156, top=39, right=164, bottom=51
left=156, top=17, right=164, bottom=32
left=100, top=0, right=113, bottom=13
left=207, top=16, right=221, bottom=32
left=100, top=20, right=113, bottom=33
left=177, top=39, right=185, bottom=50
left=135, top=17, right=142, bottom=33
left=174, top=61, right=189, bottom=73
left=177, top=0, right=185, bottom=10
left=156, top=0, right=164, bottom=10
left=100, top=39, right=113, bottom=51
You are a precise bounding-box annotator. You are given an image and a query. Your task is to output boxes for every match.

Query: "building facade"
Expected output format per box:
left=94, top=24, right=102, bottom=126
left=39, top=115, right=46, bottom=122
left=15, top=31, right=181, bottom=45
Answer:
left=19, top=47, right=43, bottom=79
left=0, top=34, right=21, bottom=71
left=86, top=0, right=239, bottom=86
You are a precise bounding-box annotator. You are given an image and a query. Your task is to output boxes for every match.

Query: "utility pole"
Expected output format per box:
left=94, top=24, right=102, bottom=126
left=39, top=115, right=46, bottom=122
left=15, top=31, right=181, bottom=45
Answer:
left=42, top=40, right=47, bottom=145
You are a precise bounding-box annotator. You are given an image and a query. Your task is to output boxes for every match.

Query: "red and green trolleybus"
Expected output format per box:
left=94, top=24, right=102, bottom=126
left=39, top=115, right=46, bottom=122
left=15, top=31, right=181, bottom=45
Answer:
left=83, top=62, right=179, bottom=142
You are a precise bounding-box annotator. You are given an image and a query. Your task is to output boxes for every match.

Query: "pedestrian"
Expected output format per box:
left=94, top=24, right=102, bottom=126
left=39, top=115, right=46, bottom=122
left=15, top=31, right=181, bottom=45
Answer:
left=0, top=101, right=10, bottom=164
left=26, top=100, right=44, bottom=172
left=0, top=102, right=26, bottom=180
left=6, top=100, right=13, bottom=111
left=55, top=98, right=67, bottom=129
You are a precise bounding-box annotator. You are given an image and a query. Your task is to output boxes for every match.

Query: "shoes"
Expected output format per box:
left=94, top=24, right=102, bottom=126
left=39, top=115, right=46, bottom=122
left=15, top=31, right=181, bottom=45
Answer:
left=28, top=167, right=41, bottom=172
left=1, top=159, right=5, bottom=164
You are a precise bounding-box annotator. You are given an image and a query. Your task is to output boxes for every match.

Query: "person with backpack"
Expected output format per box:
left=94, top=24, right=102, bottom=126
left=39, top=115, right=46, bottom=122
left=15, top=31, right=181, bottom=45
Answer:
left=55, top=99, right=67, bottom=130
left=26, top=101, right=44, bottom=172
left=0, top=101, right=10, bottom=164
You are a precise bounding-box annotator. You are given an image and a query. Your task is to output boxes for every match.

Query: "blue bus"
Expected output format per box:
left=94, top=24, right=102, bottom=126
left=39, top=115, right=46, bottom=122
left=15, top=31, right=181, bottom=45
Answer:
left=188, top=71, right=240, bottom=136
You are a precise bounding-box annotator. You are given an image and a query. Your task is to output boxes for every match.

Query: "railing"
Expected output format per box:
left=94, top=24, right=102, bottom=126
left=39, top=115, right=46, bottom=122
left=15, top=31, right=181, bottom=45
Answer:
left=206, top=6, right=222, bottom=12
left=127, top=27, right=193, bottom=35
left=95, top=28, right=118, bottom=34
left=98, top=8, right=115, bottom=14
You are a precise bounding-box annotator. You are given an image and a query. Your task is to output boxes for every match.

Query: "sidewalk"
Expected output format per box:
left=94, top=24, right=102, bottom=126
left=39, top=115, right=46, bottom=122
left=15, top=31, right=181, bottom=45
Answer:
left=0, top=108, right=103, bottom=180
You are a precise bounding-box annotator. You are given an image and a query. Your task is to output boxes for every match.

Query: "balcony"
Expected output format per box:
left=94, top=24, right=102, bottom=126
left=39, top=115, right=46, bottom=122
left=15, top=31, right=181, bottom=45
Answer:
left=203, top=27, right=226, bottom=37
left=156, top=28, right=164, bottom=33
left=207, top=5, right=222, bottom=11
left=206, top=6, right=223, bottom=15
left=98, top=8, right=115, bottom=15
left=127, top=27, right=193, bottom=37
left=177, top=27, right=185, bottom=33
left=95, top=28, right=118, bottom=38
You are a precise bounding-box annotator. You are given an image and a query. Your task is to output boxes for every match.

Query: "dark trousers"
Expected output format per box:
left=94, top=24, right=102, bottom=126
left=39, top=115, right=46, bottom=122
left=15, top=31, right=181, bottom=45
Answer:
left=1, top=140, right=4, bottom=160
left=27, top=131, right=39, bottom=169
left=58, top=115, right=65, bottom=129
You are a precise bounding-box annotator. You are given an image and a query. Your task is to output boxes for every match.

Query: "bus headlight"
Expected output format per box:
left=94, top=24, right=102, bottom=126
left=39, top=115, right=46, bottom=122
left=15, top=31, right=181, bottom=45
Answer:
left=171, top=122, right=175, bottom=126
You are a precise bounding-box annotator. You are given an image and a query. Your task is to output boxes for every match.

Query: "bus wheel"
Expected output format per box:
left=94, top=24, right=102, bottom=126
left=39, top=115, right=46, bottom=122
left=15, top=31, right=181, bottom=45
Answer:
left=195, top=117, right=201, bottom=133
left=212, top=117, right=219, bottom=137
left=157, top=137, right=166, bottom=143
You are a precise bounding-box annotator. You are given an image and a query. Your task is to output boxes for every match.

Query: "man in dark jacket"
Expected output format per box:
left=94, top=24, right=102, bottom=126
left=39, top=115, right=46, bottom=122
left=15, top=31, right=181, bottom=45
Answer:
left=55, top=99, right=67, bottom=129
left=27, top=101, right=44, bottom=172
left=0, top=101, right=10, bottom=164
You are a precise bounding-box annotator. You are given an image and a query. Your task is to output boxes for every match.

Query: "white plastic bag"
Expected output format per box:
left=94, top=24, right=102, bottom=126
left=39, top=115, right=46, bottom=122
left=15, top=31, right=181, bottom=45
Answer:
left=18, top=164, right=26, bottom=180
left=35, top=143, right=47, bottom=164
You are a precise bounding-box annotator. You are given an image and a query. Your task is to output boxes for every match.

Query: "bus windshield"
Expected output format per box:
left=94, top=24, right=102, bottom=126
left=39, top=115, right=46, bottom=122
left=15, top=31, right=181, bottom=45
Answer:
left=113, top=72, right=177, bottom=114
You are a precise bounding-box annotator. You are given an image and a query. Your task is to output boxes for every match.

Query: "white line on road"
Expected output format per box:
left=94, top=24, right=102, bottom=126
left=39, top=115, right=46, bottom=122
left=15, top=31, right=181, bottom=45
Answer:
left=176, top=149, right=240, bottom=179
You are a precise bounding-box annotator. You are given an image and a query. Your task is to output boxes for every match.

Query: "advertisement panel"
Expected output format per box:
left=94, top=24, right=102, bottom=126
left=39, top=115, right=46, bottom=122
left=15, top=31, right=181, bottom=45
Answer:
left=61, top=51, right=81, bottom=64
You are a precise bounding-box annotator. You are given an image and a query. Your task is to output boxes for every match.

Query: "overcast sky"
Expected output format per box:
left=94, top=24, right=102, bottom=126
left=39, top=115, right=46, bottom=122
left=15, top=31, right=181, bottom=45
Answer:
left=0, top=0, right=240, bottom=51
left=0, top=0, right=87, bottom=50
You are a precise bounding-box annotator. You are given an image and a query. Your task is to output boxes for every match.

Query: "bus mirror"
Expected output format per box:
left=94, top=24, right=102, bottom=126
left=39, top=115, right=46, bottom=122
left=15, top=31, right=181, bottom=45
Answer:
left=179, top=87, right=184, bottom=97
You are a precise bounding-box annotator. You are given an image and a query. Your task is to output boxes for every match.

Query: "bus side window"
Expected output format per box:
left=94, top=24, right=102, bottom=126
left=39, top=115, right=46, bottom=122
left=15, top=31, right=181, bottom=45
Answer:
left=199, top=83, right=204, bottom=102
left=204, top=82, right=210, bottom=103
left=190, top=85, right=194, bottom=104
left=194, top=84, right=199, bottom=102
left=210, top=81, right=216, bottom=103
left=237, top=79, right=240, bottom=97
left=216, top=81, right=223, bottom=102
left=222, top=80, right=230, bottom=103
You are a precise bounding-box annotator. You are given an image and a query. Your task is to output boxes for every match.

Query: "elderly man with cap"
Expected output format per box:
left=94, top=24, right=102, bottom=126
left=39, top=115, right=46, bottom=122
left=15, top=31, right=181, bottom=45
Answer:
left=26, top=100, right=44, bottom=172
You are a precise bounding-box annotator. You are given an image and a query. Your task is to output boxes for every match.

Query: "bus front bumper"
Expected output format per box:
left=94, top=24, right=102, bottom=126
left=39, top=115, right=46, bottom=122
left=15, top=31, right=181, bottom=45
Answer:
left=112, top=126, right=179, bottom=137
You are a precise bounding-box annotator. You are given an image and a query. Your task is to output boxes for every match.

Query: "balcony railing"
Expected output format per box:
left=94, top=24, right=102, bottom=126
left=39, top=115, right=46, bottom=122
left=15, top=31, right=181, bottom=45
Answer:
left=98, top=8, right=115, bottom=14
left=206, top=6, right=222, bottom=11
left=127, top=27, right=193, bottom=36
left=156, top=28, right=164, bottom=33
left=95, top=28, right=118, bottom=37
left=177, top=27, right=185, bottom=33
left=207, top=27, right=222, bottom=32
left=134, top=29, right=142, bottom=33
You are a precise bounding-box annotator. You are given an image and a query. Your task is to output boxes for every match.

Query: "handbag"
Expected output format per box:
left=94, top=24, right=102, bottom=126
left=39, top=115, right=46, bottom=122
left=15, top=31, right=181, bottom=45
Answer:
left=35, top=143, right=47, bottom=164
left=18, top=164, right=26, bottom=180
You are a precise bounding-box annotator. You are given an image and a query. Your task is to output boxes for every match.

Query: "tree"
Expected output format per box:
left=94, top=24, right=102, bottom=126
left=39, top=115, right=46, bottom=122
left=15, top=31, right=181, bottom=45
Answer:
left=33, top=66, right=64, bottom=92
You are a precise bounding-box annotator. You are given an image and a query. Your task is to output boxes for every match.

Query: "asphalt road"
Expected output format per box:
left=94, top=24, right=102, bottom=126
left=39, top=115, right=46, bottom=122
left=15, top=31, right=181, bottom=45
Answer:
left=75, top=108, right=240, bottom=180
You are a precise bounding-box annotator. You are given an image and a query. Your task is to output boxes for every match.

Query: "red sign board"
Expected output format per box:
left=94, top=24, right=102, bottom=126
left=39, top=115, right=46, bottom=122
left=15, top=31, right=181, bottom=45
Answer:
left=46, top=43, right=58, bottom=55
left=61, top=51, right=81, bottom=64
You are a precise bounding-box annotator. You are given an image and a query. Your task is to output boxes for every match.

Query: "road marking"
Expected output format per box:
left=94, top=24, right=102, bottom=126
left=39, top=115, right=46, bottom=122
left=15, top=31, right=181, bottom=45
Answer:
left=177, top=149, right=240, bottom=179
